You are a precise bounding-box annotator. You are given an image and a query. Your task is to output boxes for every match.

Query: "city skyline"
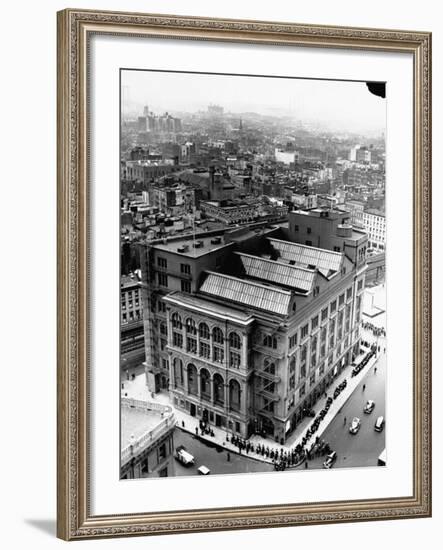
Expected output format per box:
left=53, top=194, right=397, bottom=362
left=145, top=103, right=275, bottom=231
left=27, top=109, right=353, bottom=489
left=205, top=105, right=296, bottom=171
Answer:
left=122, top=69, right=386, bottom=136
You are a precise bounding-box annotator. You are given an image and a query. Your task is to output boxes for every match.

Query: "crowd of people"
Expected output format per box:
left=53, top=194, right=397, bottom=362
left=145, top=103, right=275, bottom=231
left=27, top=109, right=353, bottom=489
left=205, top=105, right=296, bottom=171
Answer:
left=362, top=321, right=386, bottom=338
left=351, top=349, right=376, bottom=377
left=184, top=325, right=385, bottom=471
left=225, top=384, right=350, bottom=470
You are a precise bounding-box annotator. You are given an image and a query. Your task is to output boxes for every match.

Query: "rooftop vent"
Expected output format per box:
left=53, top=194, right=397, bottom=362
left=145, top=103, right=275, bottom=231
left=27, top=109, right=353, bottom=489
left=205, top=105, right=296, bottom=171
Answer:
left=177, top=244, right=190, bottom=253
left=210, top=236, right=222, bottom=245
left=194, top=240, right=204, bottom=249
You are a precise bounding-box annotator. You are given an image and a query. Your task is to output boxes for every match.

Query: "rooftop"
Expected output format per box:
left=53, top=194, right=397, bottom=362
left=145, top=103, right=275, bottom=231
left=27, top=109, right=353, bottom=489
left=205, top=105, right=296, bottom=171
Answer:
left=121, top=407, right=163, bottom=449
left=121, top=273, right=142, bottom=289
left=200, top=271, right=292, bottom=316
left=236, top=252, right=316, bottom=294
left=153, top=234, right=232, bottom=258
left=163, top=292, right=254, bottom=325
left=268, top=237, right=343, bottom=279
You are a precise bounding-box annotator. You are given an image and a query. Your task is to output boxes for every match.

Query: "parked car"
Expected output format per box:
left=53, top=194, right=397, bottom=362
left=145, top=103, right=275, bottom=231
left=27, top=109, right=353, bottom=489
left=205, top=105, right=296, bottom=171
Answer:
left=364, top=399, right=375, bottom=414
left=197, top=465, right=211, bottom=475
left=374, top=416, right=385, bottom=432
left=323, top=451, right=337, bottom=469
left=175, top=445, right=195, bottom=466
left=349, top=417, right=361, bottom=434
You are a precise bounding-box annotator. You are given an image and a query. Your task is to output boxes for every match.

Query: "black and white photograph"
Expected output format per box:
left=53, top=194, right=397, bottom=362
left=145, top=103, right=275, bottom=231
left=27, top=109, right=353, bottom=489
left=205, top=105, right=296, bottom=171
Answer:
left=119, top=69, right=387, bottom=480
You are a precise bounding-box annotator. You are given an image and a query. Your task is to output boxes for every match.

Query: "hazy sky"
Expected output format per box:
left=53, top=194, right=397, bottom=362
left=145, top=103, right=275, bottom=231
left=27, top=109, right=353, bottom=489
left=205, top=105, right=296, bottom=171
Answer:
left=122, top=69, right=386, bottom=135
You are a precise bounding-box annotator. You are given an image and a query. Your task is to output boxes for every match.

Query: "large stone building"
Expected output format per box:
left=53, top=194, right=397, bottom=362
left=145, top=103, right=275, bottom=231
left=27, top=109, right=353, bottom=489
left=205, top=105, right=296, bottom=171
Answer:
left=139, top=211, right=368, bottom=444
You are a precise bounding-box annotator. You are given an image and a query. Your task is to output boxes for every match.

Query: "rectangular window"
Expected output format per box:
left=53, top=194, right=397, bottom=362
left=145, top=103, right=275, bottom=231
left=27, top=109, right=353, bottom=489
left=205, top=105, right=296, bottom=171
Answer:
left=346, top=287, right=353, bottom=301
left=180, top=263, right=191, bottom=275
left=214, top=346, right=224, bottom=363
left=172, top=332, right=183, bottom=348
left=158, top=273, right=168, bottom=287
left=289, top=375, right=295, bottom=390
left=310, top=372, right=315, bottom=386
left=299, top=384, right=306, bottom=398
left=289, top=333, right=298, bottom=348
left=333, top=246, right=341, bottom=252
left=199, top=342, right=210, bottom=359
left=186, top=337, right=197, bottom=354
left=229, top=352, right=241, bottom=369
left=357, top=279, right=363, bottom=291
left=329, top=319, right=336, bottom=348
left=321, top=307, right=328, bottom=321
left=301, top=324, right=309, bottom=339
left=307, top=227, right=312, bottom=234
left=330, top=299, right=337, bottom=314
left=311, top=315, right=319, bottom=330
left=158, top=443, right=167, bottom=460
left=157, top=257, right=167, bottom=269
left=294, top=224, right=299, bottom=232
left=339, top=293, right=345, bottom=306
left=305, top=240, right=312, bottom=246
left=181, top=280, right=191, bottom=293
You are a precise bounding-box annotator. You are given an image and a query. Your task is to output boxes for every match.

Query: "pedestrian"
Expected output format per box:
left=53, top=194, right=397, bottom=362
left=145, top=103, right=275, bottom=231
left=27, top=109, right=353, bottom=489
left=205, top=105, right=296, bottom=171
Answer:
left=227, top=452, right=230, bottom=462
left=305, top=461, right=308, bottom=469
left=182, top=420, right=185, bottom=428
left=363, top=384, right=366, bottom=391
left=374, top=367, right=377, bottom=374
left=343, top=416, right=347, bottom=426
left=195, top=427, right=198, bottom=436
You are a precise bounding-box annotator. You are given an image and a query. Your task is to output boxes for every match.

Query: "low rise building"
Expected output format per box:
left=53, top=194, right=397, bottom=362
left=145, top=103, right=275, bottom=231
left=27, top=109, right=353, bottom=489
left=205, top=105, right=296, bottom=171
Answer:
left=120, top=398, right=176, bottom=479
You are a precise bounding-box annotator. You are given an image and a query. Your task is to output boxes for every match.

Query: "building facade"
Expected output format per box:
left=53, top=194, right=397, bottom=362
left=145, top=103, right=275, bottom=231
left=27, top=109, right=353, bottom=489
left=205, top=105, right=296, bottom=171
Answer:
left=139, top=215, right=368, bottom=444
left=121, top=273, right=145, bottom=372
left=361, top=210, right=386, bottom=250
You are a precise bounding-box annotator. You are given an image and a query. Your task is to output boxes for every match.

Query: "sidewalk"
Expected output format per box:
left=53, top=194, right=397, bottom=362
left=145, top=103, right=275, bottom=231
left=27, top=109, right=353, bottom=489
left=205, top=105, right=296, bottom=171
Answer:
left=121, top=349, right=380, bottom=465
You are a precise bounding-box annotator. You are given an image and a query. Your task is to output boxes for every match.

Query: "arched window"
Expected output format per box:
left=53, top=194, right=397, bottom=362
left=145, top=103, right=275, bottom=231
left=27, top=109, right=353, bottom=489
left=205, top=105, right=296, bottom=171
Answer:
left=229, top=379, right=241, bottom=411
left=263, top=334, right=277, bottom=349
left=173, top=358, right=183, bottom=387
left=229, top=331, right=242, bottom=350
left=187, top=364, right=198, bottom=395
left=213, top=373, right=224, bottom=405
left=185, top=318, right=196, bottom=335
left=200, top=368, right=211, bottom=400
left=212, top=327, right=224, bottom=345
left=171, top=312, right=182, bottom=330
left=199, top=322, right=210, bottom=340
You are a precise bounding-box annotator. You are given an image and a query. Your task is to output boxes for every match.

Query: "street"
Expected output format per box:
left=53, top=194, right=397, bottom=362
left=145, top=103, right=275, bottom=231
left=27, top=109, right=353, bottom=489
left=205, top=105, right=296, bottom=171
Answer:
left=299, top=343, right=386, bottom=470
left=172, top=429, right=274, bottom=477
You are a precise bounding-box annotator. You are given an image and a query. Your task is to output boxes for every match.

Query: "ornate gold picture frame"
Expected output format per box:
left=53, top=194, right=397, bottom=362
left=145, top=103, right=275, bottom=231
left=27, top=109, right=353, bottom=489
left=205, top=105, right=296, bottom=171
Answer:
left=57, top=8, right=431, bottom=540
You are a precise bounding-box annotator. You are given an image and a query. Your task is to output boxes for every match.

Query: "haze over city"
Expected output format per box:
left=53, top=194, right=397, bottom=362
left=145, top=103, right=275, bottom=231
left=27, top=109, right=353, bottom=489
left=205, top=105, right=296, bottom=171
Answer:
left=122, top=70, right=386, bottom=136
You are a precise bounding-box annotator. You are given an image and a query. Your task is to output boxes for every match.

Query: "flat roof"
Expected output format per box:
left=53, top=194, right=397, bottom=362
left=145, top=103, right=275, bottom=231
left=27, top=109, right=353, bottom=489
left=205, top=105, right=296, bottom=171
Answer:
left=121, top=407, right=163, bottom=449
left=153, top=234, right=232, bottom=258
